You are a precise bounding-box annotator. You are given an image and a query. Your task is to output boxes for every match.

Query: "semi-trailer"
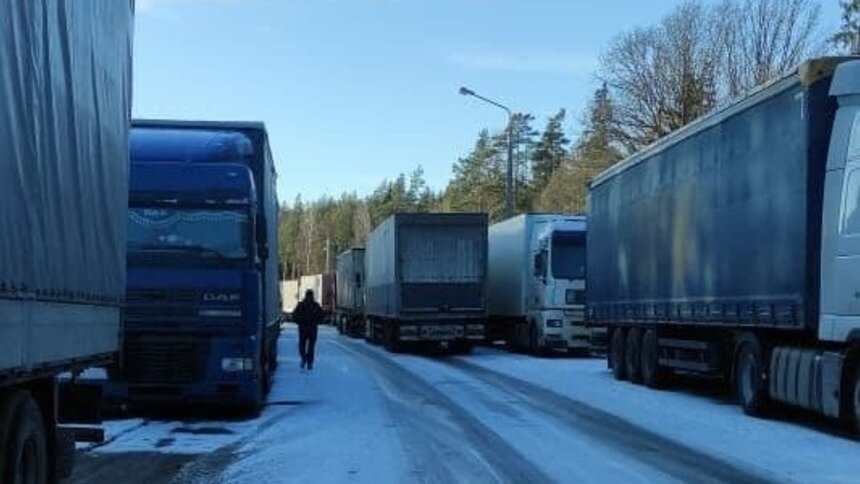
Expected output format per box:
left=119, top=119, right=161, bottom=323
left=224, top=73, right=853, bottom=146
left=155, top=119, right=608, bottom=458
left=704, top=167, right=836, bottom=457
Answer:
left=335, top=248, right=366, bottom=337
left=0, top=1, right=133, bottom=479
left=364, top=213, right=487, bottom=352
left=588, top=57, right=860, bottom=431
left=486, top=214, right=591, bottom=354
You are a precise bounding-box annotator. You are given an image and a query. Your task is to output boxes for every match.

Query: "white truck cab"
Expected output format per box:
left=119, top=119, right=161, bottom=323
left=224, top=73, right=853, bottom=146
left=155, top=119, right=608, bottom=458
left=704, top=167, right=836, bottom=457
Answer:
left=821, top=59, right=860, bottom=344
left=528, top=225, right=589, bottom=351
left=487, top=214, right=591, bottom=355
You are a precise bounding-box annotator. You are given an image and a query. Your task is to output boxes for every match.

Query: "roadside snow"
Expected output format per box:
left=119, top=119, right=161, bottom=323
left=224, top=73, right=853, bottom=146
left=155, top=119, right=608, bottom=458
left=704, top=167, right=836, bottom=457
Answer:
left=462, top=348, right=860, bottom=484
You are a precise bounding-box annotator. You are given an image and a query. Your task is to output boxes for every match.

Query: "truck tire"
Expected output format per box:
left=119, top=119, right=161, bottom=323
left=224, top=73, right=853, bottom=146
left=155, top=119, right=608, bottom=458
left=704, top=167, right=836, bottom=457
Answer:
left=610, top=328, right=627, bottom=381
left=1, top=392, right=48, bottom=484
left=529, top=324, right=542, bottom=357
left=735, top=335, right=770, bottom=416
left=383, top=325, right=401, bottom=353
left=244, top=377, right=265, bottom=418
left=625, top=328, right=643, bottom=383
left=640, top=328, right=667, bottom=388
left=847, top=361, right=860, bottom=436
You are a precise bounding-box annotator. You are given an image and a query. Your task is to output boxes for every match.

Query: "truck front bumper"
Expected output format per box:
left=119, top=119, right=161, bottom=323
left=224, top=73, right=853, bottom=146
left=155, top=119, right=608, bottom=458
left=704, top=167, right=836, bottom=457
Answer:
left=540, top=317, right=591, bottom=351
left=101, top=377, right=260, bottom=406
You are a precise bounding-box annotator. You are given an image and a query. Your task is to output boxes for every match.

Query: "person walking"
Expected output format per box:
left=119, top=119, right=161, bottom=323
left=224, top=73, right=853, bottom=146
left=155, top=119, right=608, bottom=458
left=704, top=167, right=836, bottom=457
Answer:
left=292, top=289, right=324, bottom=370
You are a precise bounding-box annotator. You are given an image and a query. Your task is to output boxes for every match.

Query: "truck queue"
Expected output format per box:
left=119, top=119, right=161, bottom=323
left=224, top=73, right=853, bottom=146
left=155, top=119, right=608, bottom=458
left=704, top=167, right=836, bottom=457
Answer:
left=2, top=2, right=860, bottom=480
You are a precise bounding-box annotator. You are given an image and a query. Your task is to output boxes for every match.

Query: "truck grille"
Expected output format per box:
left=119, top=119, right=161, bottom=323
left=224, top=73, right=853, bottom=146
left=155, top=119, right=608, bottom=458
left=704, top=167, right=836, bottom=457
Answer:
left=123, top=335, right=208, bottom=384
left=125, top=289, right=199, bottom=322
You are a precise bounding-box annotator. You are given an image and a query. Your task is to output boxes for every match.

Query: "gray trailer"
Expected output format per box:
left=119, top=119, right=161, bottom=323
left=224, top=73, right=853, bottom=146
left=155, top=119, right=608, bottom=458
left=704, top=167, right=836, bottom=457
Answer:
left=335, top=248, right=366, bottom=337
left=588, top=57, right=860, bottom=432
left=0, top=1, right=132, bottom=479
left=365, top=213, right=487, bottom=352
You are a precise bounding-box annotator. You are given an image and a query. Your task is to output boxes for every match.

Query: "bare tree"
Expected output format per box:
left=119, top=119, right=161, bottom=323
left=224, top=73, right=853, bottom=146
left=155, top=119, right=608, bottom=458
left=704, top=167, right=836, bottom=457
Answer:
left=352, top=201, right=372, bottom=247
left=299, top=206, right=317, bottom=274
left=721, top=0, right=822, bottom=97
left=601, top=1, right=721, bottom=152
left=601, top=0, right=822, bottom=153
left=832, top=0, right=860, bottom=55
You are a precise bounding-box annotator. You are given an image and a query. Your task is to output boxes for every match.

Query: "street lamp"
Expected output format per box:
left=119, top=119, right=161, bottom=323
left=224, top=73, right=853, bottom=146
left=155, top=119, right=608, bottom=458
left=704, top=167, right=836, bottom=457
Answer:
left=459, top=86, right=514, bottom=219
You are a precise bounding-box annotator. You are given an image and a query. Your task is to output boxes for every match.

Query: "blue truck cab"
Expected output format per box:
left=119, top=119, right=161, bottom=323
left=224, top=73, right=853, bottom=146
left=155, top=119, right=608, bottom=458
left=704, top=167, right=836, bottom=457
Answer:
left=105, top=121, right=280, bottom=413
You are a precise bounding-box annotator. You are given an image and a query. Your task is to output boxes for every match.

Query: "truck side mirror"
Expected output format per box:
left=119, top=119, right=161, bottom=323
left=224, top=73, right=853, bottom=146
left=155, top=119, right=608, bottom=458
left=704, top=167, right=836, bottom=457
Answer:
left=533, top=254, right=543, bottom=276
left=255, top=213, right=269, bottom=261
left=256, top=213, right=268, bottom=245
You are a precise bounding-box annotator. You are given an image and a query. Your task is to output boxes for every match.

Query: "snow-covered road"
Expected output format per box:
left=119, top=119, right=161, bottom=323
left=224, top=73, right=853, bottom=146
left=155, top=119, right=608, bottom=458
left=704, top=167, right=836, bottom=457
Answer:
left=67, top=325, right=860, bottom=483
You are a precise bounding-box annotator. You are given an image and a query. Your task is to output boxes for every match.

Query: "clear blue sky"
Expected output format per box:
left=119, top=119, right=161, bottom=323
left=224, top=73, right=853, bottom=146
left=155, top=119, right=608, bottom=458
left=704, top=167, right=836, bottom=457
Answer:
left=134, top=0, right=842, bottom=204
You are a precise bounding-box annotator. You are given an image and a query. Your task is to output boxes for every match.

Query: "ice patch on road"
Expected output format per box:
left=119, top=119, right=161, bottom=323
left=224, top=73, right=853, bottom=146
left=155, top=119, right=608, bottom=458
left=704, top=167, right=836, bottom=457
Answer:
left=92, top=419, right=256, bottom=455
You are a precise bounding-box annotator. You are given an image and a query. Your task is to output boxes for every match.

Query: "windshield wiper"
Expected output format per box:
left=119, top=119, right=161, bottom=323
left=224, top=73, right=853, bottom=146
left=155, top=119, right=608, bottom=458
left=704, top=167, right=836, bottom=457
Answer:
left=130, top=244, right=230, bottom=260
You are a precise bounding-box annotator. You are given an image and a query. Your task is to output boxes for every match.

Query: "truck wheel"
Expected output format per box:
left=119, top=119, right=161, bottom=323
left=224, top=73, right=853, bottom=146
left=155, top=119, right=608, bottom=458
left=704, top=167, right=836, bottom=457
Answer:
left=735, top=336, right=770, bottom=416
left=610, top=328, right=627, bottom=381
left=1, top=392, right=48, bottom=484
left=383, top=325, right=401, bottom=353
left=244, top=377, right=265, bottom=418
left=625, top=328, right=643, bottom=383
left=846, top=362, right=860, bottom=436
left=363, top=319, right=373, bottom=343
left=640, top=328, right=666, bottom=388
left=529, top=324, right=541, bottom=357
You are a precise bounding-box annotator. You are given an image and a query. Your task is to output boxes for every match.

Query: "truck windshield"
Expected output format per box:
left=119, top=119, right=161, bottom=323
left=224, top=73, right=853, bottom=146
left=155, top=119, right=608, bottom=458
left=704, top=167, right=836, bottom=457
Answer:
left=551, top=232, right=586, bottom=280
left=128, top=208, right=249, bottom=264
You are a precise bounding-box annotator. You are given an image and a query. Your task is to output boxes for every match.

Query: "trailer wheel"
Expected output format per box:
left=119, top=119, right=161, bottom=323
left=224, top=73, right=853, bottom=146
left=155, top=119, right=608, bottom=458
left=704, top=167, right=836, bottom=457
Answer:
left=735, top=335, right=770, bottom=416
left=641, top=328, right=666, bottom=388
left=625, top=328, right=643, bottom=383
left=1, top=392, right=48, bottom=484
left=610, top=328, right=627, bottom=381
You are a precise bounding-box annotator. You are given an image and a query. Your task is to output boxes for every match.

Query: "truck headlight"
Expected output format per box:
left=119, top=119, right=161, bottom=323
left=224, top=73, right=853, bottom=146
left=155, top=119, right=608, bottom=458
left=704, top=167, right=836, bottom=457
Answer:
left=546, top=319, right=563, bottom=328
left=221, top=358, right=254, bottom=372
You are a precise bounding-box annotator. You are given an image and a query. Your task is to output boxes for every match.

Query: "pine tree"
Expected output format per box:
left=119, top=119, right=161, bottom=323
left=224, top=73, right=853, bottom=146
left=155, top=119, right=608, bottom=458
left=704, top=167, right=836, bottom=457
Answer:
left=833, top=0, right=860, bottom=54
left=531, top=109, right=570, bottom=195
left=577, top=83, right=619, bottom=167
left=444, top=130, right=506, bottom=220
left=537, top=85, right=621, bottom=213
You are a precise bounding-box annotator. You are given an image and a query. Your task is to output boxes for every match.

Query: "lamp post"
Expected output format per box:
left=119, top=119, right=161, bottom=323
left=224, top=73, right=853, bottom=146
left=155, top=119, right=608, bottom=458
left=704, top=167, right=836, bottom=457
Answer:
left=459, top=86, right=514, bottom=219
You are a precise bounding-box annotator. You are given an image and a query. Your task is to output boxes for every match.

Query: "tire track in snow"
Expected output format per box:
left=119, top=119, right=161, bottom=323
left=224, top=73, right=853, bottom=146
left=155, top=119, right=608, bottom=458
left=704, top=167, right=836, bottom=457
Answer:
left=335, top=340, right=553, bottom=484
left=444, top=358, right=779, bottom=484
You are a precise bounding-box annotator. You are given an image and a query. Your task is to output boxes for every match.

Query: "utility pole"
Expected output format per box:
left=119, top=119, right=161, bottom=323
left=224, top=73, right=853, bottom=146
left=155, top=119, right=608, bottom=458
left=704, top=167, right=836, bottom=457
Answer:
left=459, top=86, right=515, bottom=219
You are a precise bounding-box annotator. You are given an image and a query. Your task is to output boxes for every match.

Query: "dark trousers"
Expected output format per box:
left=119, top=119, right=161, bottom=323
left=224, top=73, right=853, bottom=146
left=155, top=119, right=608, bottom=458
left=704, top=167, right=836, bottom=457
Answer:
left=298, top=324, right=318, bottom=369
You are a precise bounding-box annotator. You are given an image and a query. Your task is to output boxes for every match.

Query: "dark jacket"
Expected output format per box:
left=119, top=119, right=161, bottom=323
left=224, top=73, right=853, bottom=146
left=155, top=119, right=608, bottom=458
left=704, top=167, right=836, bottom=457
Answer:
left=293, top=298, right=324, bottom=327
